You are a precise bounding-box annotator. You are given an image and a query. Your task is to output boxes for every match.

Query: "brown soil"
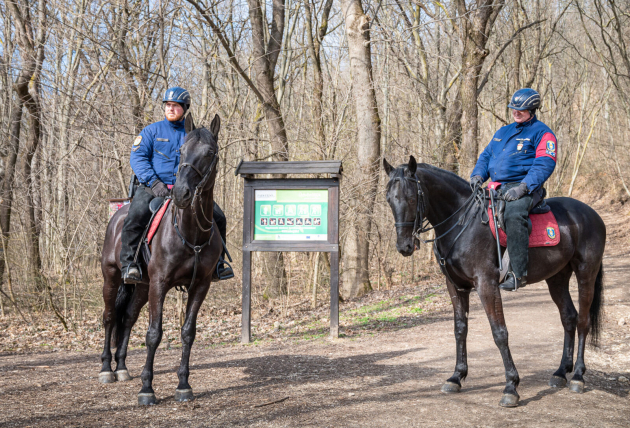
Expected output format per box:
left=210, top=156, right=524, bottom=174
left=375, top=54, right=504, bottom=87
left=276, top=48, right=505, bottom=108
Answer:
left=0, top=204, right=629, bottom=427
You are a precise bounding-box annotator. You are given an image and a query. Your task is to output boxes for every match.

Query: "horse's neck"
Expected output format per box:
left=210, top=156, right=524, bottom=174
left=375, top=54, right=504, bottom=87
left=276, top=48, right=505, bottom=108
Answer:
left=174, top=192, right=215, bottom=244
left=419, top=169, right=471, bottom=232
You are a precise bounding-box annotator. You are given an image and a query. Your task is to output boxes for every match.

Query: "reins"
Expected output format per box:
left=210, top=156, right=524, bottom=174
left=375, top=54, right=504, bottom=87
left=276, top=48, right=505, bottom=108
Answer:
left=393, top=173, right=490, bottom=266
left=171, top=141, right=219, bottom=291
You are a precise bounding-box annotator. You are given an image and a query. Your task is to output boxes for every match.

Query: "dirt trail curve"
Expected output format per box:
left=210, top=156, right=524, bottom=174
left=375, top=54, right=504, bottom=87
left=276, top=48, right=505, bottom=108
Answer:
left=0, top=207, right=629, bottom=427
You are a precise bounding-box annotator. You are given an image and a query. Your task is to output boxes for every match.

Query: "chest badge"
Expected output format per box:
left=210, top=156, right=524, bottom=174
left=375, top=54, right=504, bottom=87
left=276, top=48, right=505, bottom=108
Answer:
left=517, top=143, right=523, bottom=151
left=546, top=227, right=556, bottom=239
left=133, top=136, right=142, bottom=146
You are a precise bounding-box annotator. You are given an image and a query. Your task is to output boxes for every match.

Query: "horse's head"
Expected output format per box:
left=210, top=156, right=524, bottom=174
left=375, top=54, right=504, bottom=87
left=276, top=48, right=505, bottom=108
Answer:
left=384, top=155, right=421, bottom=257
left=172, top=114, right=221, bottom=209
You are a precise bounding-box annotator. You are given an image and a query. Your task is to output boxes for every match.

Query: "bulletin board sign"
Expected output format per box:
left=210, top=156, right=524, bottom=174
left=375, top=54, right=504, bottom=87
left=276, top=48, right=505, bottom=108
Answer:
left=236, top=160, right=342, bottom=343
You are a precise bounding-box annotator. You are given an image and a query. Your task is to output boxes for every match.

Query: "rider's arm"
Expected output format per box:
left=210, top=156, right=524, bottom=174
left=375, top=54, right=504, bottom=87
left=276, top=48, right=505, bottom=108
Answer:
left=470, top=140, right=493, bottom=182
left=130, top=127, right=159, bottom=187
left=522, top=132, right=557, bottom=192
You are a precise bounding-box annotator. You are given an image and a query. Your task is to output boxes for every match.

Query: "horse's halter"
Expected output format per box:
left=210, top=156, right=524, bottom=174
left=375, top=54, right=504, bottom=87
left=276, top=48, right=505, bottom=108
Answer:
left=176, top=141, right=219, bottom=233
left=392, top=175, right=428, bottom=240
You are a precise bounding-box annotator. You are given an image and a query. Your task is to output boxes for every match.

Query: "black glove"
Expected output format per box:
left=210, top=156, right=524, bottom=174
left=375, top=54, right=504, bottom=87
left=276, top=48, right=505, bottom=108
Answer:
left=151, top=180, right=170, bottom=198
left=469, top=175, right=484, bottom=191
left=503, top=183, right=529, bottom=202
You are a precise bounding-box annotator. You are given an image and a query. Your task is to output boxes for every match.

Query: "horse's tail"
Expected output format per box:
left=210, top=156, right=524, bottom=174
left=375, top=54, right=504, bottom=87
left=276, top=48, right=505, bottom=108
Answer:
left=112, top=284, right=135, bottom=347
left=589, top=262, right=604, bottom=347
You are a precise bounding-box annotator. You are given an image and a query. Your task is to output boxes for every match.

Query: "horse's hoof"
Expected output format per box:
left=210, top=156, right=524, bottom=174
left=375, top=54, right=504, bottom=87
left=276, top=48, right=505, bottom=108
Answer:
left=174, top=388, right=194, bottom=402
left=98, top=371, right=116, bottom=384
left=499, top=393, right=519, bottom=407
left=441, top=382, right=461, bottom=393
left=115, top=370, right=132, bottom=382
left=138, top=392, right=157, bottom=406
left=569, top=380, right=585, bottom=393
left=549, top=376, right=567, bottom=388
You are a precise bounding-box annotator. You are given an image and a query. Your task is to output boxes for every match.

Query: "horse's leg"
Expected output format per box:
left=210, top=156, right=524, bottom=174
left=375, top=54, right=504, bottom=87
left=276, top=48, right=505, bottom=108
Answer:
left=545, top=265, right=577, bottom=388
left=442, top=279, right=470, bottom=393
left=138, top=285, right=167, bottom=405
left=478, top=282, right=520, bottom=407
left=569, top=265, right=598, bottom=393
left=174, top=284, right=210, bottom=402
left=114, top=285, right=149, bottom=381
left=99, top=270, right=119, bottom=384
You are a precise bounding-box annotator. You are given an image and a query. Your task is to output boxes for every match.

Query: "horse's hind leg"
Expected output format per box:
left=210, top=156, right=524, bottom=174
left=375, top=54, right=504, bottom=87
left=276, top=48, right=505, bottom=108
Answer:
left=545, top=265, right=577, bottom=388
left=175, top=284, right=211, bottom=402
left=442, top=279, right=470, bottom=393
left=114, top=285, right=149, bottom=382
left=569, top=263, right=602, bottom=393
left=99, top=269, right=120, bottom=384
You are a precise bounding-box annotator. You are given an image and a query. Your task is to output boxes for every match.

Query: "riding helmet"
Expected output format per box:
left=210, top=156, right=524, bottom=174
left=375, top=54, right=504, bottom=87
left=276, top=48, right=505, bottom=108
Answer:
left=163, top=86, right=191, bottom=112
left=508, top=88, right=541, bottom=112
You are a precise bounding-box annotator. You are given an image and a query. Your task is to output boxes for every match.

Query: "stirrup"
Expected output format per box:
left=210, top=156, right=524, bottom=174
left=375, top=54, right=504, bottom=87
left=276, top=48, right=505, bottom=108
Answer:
left=123, top=265, right=142, bottom=284
left=216, top=258, right=234, bottom=280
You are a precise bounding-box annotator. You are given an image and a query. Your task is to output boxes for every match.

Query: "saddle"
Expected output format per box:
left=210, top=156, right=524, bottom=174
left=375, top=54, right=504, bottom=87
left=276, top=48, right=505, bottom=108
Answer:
left=486, top=187, right=560, bottom=248
left=133, top=197, right=170, bottom=266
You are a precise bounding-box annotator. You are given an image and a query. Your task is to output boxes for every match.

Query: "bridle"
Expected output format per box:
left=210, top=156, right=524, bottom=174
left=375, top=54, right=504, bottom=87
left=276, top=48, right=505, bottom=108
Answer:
left=390, top=172, right=483, bottom=265
left=171, top=133, right=220, bottom=291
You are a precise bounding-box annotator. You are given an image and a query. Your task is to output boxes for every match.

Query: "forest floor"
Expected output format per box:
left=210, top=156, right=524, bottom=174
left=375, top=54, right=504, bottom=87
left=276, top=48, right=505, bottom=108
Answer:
left=0, top=201, right=628, bottom=427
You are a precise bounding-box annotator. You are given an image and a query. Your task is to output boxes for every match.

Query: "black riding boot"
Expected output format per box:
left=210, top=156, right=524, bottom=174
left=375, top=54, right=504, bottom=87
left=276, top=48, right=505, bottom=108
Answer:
left=499, top=184, right=532, bottom=292
left=212, top=202, right=234, bottom=280
left=120, top=186, right=155, bottom=283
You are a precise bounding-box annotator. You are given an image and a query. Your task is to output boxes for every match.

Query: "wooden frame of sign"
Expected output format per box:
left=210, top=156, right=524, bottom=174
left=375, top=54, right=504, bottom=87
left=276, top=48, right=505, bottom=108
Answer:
left=236, top=160, right=342, bottom=343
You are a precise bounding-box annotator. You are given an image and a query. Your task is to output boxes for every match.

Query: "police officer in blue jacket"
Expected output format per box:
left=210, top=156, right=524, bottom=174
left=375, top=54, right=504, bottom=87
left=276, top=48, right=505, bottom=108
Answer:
left=120, top=87, right=233, bottom=283
left=470, top=88, right=557, bottom=291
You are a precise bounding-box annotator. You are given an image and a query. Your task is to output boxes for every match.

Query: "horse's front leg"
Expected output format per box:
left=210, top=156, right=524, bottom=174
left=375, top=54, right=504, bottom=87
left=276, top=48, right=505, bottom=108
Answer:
left=478, top=282, right=520, bottom=407
left=99, top=273, right=120, bottom=384
left=442, top=279, right=470, bottom=393
left=138, top=285, right=167, bottom=406
left=175, top=282, right=211, bottom=402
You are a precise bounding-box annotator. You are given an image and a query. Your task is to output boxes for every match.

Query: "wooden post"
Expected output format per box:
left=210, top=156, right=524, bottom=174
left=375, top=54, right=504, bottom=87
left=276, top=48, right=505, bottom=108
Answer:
left=330, top=250, right=339, bottom=338
left=241, top=250, right=252, bottom=343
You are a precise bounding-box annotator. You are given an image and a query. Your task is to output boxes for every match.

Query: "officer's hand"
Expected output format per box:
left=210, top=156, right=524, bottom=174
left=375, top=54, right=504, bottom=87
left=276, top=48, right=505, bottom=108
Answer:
left=151, top=180, right=170, bottom=198
left=504, top=183, right=529, bottom=202
left=469, top=175, right=484, bottom=191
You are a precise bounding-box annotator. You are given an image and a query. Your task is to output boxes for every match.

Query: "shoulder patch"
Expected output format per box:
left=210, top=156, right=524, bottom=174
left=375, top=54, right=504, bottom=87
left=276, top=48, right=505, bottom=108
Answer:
left=546, top=140, right=556, bottom=156
left=133, top=136, right=142, bottom=146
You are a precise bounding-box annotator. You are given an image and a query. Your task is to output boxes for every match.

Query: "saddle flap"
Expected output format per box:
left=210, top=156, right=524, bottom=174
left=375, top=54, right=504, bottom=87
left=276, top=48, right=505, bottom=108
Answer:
left=146, top=199, right=171, bottom=244
left=149, top=197, right=165, bottom=214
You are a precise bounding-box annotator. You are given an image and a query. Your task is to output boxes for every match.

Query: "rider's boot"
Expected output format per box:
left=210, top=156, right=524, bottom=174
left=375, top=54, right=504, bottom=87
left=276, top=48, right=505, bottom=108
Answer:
left=213, top=257, right=234, bottom=282
left=500, top=273, right=527, bottom=292
left=123, top=265, right=142, bottom=284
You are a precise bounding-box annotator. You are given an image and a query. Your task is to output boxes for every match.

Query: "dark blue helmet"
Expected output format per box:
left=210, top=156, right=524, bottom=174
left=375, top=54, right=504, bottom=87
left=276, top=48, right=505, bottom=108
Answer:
left=163, top=87, right=191, bottom=111
left=508, top=88, right=541, bottom=111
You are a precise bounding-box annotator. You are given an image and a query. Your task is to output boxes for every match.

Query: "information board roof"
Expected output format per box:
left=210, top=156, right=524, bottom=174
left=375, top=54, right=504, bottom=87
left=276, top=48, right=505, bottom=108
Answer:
left=235, top=160, right=342, bottom=176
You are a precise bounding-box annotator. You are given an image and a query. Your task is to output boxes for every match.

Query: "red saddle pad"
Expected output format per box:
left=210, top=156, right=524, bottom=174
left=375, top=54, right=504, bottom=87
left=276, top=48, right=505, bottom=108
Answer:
left=147, top=199, right=171, bottom=244
left=487, top=206, right=560, bottom=247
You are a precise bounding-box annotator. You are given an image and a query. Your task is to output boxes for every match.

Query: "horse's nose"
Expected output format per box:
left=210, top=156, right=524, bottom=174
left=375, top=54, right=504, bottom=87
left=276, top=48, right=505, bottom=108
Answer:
left=396, top=242, right=414, bottom=256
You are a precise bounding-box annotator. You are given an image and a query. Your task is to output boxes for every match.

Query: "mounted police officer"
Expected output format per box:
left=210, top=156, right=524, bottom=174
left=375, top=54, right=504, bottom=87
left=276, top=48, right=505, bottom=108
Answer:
left=120, top=86, right=234, bottom=284
left=470, top=88, right=557, bottom=291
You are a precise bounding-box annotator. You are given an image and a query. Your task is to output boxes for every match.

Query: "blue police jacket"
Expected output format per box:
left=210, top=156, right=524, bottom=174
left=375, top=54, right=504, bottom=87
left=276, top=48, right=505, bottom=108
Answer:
left=129, top=118, right=186, bottom=187
left=470, top=115, right=557, bottom=192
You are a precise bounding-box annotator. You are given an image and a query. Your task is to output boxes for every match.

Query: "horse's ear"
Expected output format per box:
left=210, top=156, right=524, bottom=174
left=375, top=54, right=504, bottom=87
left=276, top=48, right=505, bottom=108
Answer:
left=210, top=114, right=221, bottom=137
left=383, top=158, right=394, bottom=175
left=185, top=113, right=196, bottom=133
left=408, top=155, right=417, bottom=175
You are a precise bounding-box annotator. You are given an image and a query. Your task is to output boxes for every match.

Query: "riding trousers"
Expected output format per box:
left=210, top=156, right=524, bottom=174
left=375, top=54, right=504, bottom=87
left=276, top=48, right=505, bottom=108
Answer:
left=502, top=183, right=533, bottom=279
left=120, top=185, right=227, bottom=274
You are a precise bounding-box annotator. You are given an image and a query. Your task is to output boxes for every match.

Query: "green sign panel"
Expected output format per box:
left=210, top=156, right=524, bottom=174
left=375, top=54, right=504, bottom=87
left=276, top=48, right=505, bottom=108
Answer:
left=254, top=189, right=328, bottom=241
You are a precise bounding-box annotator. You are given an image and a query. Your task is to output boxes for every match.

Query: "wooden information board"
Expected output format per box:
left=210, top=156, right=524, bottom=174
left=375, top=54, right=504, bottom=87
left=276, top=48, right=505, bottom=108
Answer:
left=236, top=160, right=342, bottom=342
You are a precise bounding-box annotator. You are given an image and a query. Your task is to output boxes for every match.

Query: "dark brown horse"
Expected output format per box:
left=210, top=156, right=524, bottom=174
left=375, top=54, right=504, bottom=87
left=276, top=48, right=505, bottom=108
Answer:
left=99, top=115, right=223, bottom=405
left=384, top=156, right=605, bottom=407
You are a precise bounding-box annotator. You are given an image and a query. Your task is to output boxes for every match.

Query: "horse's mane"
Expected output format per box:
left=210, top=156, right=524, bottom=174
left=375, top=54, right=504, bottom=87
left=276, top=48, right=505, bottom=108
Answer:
left=390, top=162, right=470, bottom=193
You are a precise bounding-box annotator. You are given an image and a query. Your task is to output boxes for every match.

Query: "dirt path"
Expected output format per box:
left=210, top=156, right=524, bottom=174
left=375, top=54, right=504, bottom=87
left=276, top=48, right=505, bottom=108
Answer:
left=0, top=208, right=629, bottom=427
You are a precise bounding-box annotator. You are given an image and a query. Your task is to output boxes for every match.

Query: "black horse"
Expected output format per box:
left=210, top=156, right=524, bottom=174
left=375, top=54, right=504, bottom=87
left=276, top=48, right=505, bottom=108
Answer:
left=383, top=156, right=605, bottom=407
left=99, top=115, right=223, bottom=405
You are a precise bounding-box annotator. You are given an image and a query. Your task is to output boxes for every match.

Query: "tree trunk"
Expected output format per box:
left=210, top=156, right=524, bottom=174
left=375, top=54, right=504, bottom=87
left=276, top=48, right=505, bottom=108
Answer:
left=340, top=0, right=381, bottom=299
